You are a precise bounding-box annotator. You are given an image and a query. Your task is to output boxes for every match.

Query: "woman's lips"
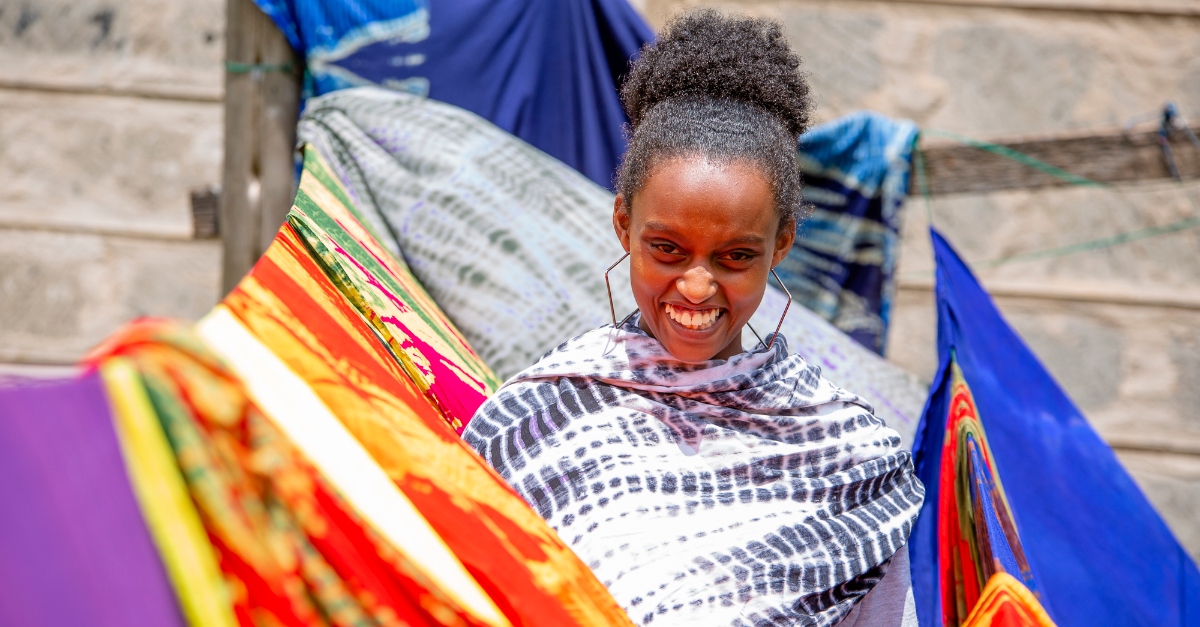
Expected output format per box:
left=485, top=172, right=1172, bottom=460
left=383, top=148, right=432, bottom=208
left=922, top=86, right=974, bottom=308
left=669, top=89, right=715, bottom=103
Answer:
left=664, top=302, right=723, bottom=331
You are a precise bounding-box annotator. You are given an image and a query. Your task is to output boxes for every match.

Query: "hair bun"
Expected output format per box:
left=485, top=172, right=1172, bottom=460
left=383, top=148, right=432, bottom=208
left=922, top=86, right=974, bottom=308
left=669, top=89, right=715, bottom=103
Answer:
left=621, top=10, right=811, bottom=139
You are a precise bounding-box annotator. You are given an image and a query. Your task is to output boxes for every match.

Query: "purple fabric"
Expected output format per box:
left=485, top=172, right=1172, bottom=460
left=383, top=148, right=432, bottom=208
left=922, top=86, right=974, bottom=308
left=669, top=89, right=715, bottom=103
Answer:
left=0, top=373, right=184, bottom=627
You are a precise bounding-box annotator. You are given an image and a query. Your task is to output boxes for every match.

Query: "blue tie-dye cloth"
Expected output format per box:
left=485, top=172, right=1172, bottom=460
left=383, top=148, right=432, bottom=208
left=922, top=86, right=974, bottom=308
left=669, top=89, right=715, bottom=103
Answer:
left=252, top=0, right=652, bottom=189
left=780, top=112, right=918, bottom=355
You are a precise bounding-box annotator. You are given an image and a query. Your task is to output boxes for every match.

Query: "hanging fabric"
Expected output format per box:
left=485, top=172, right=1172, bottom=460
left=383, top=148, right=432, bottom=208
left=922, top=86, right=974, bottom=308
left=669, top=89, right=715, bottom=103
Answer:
left=779, top=112, right=918, bottom=355
left=250, top=0, right=652, bottom=189
left=908, top=228, right=1200, bottom=627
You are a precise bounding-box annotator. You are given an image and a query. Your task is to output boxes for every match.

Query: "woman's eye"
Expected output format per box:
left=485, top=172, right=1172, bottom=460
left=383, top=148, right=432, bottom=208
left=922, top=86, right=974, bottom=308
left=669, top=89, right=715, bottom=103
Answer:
left=654, top=244, right=681, bottom=255
left=724, top=252, right=753, bottom=262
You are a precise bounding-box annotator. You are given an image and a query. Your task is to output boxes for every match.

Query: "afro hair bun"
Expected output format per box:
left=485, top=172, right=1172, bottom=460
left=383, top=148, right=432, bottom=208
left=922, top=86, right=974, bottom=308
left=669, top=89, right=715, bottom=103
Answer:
left=621, top=10, right=811, bottom=139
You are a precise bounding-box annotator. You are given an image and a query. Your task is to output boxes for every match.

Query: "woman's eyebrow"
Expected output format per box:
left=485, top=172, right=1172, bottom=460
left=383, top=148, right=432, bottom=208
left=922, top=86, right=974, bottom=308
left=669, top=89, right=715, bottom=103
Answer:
left=642, top=222, right=766, bottom=247
left=722, top=235, right=766, bottom=247
left=641, top=221, right=679, bottom=236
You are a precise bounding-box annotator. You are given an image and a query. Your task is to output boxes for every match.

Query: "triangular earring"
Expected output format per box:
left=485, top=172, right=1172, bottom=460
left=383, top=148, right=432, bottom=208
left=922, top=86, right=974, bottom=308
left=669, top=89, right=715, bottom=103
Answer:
left=604, top=252, right=639, bottom=327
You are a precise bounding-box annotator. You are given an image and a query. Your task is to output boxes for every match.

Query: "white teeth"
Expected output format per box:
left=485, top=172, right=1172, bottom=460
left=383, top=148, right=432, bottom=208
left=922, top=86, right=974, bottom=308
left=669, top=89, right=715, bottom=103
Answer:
left=665, top=303, right=722, bottom=330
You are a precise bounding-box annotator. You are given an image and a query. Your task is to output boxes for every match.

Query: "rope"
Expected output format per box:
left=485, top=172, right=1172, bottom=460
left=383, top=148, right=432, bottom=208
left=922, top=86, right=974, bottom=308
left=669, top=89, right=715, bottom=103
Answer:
left=225, top=61, right=294, bottom=74
left=974, top=214, right=1200, bottom=269
left=921, top=127, right=1106, bottom=188
left=911, top=135, right=934, bottom=226
left=908, top=126, right=1200, bottom=275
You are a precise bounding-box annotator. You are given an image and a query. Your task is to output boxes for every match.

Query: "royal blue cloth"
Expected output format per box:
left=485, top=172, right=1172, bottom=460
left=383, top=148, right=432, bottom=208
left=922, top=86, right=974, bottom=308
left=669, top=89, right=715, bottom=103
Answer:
left=252, top=0, right=653, bottom=189
left=908, top=229, right=1200, bottom=627
left=777, top=111, right=918, bottom=355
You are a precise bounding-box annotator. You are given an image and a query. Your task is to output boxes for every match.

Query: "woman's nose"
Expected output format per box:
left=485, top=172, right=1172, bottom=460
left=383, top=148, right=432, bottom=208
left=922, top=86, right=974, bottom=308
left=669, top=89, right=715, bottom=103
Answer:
left=677, top=265, right=718, bottom=303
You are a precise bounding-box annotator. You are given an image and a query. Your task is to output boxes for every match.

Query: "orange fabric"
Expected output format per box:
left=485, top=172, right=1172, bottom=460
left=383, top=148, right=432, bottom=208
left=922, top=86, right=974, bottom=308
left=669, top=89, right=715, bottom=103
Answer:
left=961, top=573, right=1056, bottom=627
left=221, top=223, right=633, bottom=626
left=85, top=322, right=489, bottom=627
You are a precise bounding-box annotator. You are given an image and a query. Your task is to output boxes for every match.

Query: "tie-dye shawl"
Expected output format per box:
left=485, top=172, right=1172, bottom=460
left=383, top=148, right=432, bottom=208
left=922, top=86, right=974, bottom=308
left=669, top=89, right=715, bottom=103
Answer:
left=462, top=317, right=924, bottom=627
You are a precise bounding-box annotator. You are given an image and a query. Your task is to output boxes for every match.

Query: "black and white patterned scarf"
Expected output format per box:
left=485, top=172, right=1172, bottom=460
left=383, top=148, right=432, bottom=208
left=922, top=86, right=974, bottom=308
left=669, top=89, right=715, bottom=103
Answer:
left=462, top=318, right=924, bottom=626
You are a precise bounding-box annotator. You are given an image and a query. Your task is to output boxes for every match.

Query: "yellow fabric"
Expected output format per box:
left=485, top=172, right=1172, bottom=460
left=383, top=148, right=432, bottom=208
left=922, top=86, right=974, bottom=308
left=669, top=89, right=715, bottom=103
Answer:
left=99, top=358, right=238, bottom=627
left=196, top=307, right=509, bottom=627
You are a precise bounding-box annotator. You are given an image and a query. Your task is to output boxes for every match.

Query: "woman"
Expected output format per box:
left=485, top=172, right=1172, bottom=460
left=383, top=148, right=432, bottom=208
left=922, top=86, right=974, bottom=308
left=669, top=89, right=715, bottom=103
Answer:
left=462, top=11, right=923, bottom=627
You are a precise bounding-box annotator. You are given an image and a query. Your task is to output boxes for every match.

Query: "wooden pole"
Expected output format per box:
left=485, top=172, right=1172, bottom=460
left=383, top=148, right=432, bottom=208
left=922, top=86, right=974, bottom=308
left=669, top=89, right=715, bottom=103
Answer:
left=221, top=0, right=301, bottom=294
left=917, top=127, right=1200, bottom=195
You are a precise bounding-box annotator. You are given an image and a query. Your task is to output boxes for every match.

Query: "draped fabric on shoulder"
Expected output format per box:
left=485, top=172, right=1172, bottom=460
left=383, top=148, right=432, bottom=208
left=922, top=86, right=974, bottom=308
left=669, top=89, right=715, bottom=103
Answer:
left=462, top=316, right=924, bottom=627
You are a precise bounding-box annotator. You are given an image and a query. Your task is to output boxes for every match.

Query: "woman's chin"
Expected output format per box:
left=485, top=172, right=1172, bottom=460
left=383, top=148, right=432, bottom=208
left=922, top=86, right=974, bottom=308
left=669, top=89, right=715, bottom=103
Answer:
left=653, top=317, right=733, bottom=362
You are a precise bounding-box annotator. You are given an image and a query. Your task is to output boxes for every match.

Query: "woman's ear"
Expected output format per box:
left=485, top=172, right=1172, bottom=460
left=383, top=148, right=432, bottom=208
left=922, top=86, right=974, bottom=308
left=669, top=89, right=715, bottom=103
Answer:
left=771, top=217, right=797, bottom=268
left=613, top=195, right=632, bottom=253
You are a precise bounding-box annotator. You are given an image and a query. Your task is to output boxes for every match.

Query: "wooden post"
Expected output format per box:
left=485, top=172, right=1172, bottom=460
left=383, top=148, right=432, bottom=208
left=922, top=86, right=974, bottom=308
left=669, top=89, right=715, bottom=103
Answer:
left=221, top=0, right=302, bottom=294
left=917, top=127, right=1200, bottom=195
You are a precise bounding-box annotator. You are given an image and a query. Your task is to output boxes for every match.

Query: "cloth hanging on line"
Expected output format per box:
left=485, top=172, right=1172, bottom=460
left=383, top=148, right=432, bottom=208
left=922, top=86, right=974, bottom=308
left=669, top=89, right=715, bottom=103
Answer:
left=209, top=145, right=635, bottom=626
left=934, top=360, right=1046, bottom=626
left=250, top=0, right=652, bottom=189
left=907, top=228, right=1200, bottom=627
left=297, top=88, right=927, bottom=446
left=461, top=315, right=924, bottom=626
left=780, top=112, right=919, bottom=355
left=0, top=374, right=185, bottom=627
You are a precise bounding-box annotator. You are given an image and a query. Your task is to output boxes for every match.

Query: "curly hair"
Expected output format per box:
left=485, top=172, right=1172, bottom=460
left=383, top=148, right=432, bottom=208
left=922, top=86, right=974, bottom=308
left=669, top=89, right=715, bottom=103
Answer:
left=617, top=10, right=813, bottom=228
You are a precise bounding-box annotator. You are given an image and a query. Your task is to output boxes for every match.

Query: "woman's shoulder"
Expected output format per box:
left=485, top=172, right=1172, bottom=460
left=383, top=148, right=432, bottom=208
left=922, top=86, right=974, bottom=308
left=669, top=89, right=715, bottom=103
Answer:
left=836, top=549, right=919, bottom=627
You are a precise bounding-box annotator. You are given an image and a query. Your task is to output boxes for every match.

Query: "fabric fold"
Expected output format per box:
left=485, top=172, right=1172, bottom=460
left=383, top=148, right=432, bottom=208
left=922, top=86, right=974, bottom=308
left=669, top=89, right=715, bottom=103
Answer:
left=99, top=358, right=237, bottom=627
left=216, top=149, right=635, bottom=626
left=87, top=320, right=500, bottom=627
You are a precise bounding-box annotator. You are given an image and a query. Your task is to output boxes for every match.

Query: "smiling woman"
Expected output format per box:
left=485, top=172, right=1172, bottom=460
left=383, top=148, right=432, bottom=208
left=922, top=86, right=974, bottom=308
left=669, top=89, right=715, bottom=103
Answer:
left=460, top=10, right=924, bottom=627
left=615, top=158, right=788, bottom=362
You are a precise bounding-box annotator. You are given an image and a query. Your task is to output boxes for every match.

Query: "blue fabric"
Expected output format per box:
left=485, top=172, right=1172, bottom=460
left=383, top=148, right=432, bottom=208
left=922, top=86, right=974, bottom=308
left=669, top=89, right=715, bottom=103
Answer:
left=777, top=111, right=918, bottom=355
left=252, top=0, right=652, bottom=189
left=965, top=435, right=1025, bottom=588
left=909, top=228, right=1200, bottom=627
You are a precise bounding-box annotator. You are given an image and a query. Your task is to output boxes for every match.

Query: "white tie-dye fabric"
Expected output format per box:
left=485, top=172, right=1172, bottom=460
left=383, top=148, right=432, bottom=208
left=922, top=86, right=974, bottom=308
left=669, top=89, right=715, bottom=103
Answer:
left=462, top=317, right=924, bottom=627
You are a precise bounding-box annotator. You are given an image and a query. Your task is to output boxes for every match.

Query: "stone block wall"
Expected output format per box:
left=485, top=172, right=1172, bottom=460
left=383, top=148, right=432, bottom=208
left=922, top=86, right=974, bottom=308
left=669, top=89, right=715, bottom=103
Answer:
left=0, top=0, right=225, bottom=366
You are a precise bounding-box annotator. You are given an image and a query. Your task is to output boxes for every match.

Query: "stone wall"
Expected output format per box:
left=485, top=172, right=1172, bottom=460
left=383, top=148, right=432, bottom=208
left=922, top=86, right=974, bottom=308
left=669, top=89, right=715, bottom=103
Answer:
left=0, top=0, right=225, bottom=367
left=643, top=0, right=1200, bottom=560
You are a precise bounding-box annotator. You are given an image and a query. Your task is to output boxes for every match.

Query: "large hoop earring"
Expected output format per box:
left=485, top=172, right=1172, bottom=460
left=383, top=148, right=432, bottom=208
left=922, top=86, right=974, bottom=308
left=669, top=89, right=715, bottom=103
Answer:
left=745, top=268, right=792, bottom=351
left=605, top=252, right=639, bottom=327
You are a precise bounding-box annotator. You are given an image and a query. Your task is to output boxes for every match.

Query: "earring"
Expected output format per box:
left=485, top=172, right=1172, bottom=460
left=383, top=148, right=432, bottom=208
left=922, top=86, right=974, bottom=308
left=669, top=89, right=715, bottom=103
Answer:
left=605, top=252, right=639, bottom=327
left=745, top=269, right=792, bottom=350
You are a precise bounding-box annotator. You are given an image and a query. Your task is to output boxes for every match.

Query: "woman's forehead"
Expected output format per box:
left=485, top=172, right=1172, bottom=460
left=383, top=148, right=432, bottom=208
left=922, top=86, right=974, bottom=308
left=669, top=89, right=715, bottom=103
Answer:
left=631, top=156, right=777, bottom=241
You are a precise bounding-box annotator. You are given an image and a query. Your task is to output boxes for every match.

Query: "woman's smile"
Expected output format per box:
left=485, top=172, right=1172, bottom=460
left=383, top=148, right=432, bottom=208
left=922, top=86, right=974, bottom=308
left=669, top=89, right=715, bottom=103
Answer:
left=663, top=302, right=724, bottom=331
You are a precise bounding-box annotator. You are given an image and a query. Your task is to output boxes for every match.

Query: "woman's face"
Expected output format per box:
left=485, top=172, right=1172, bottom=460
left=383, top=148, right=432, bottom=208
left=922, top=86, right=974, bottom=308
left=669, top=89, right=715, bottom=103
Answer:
left=614, top=156, right=795, bottom=363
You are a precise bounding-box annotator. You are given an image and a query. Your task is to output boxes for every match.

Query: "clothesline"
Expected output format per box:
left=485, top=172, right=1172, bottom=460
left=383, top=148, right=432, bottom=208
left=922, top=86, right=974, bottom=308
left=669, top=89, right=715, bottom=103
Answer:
left=904, top=127, right=1200, bottom=279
